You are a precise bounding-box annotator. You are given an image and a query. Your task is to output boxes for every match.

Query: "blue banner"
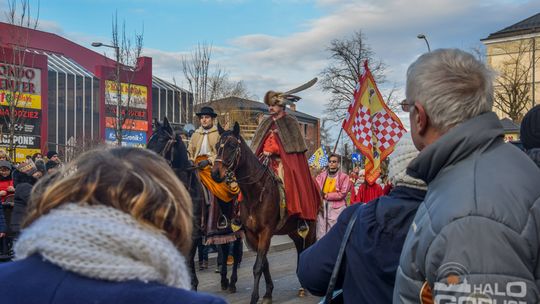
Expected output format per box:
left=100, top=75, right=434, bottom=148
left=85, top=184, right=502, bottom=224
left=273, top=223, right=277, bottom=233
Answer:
left=105, top=128, right=147, bottom=147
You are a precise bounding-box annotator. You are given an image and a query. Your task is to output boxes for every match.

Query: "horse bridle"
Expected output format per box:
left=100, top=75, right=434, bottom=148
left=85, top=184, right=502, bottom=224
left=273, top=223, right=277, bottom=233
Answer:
left=215, top=134, right=273, bottom=187
left=149, top=129, right=177, bottom=167
left=214, top=135, right=242, bottom=172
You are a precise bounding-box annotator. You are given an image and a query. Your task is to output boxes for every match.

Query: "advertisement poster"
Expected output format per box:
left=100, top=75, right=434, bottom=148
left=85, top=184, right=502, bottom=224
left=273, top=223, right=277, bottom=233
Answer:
left=105, top=80, right=147, bottom=109
left=105, top=128, right=147, bottom=148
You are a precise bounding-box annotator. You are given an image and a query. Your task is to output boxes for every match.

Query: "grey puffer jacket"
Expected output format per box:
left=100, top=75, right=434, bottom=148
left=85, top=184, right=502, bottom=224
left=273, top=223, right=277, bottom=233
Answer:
left=393, top=112, right=540, bottom=303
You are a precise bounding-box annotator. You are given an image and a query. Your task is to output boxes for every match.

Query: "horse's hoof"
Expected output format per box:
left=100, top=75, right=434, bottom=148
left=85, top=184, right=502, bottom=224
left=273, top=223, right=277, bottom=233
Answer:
left=228, top=284, right=237, bottom=294
left=298, top=288, right=306, bottom=297
left=261, top=297, right=272, bottom=304
left=221, top=279, right=229, bottom=291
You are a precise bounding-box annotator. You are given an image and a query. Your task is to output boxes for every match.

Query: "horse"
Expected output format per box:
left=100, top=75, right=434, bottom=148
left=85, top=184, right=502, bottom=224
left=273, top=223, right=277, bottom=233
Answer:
left=211, top=122, right=317, bottom=304
left=146, top=117, right=205, bottom=291
left=147, top=117, right=243, bottom=293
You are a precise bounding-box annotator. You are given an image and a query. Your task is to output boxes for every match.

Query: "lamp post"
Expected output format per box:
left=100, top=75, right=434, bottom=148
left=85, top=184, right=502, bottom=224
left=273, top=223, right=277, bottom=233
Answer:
left=92, top=42, right=122, bottom=145
left=417, top=34, right=431, bottom=52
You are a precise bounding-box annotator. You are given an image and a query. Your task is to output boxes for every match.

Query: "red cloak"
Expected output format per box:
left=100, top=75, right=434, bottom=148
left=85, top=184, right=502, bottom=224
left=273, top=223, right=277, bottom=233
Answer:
left=256, top=124, right=320, bottom=221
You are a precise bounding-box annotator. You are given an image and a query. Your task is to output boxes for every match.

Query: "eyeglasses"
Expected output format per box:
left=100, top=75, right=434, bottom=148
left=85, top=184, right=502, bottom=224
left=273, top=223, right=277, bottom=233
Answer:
left=329, top=160, right=338, bottom=163
left=400, top=99, right=413, bottom=112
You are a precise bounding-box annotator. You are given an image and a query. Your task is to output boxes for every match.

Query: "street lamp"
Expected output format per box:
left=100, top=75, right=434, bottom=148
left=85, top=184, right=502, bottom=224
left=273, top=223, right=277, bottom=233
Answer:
left=417, top=34, right=431, bottom=52
left=92, top=41, right=122, bottom=145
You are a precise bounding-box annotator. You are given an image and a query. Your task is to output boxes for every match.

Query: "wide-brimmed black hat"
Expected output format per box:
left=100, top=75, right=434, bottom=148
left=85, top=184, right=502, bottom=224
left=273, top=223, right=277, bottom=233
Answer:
left=196, top=106, right=217, bottom=118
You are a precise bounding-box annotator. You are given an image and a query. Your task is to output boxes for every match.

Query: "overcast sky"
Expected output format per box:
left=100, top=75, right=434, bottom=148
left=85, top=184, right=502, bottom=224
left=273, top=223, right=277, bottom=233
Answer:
left=2, top=0, right=538, bottom=137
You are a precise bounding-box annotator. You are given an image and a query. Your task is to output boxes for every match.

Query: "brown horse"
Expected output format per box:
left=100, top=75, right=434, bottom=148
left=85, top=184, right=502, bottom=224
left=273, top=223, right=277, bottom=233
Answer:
left=211, top=122, right=317, bottom=304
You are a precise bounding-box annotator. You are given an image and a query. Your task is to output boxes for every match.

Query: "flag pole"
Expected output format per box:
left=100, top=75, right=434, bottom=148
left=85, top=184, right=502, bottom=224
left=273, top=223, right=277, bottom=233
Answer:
left=332, top=127, right=344, bottom=154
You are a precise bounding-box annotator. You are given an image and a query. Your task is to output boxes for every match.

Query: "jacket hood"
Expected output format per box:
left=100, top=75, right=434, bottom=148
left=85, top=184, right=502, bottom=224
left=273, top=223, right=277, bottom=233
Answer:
left=407, top=112, right=504, bottom=184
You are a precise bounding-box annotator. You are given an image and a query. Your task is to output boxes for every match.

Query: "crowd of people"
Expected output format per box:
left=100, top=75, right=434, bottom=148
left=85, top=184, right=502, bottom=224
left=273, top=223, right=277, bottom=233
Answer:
left=0, top=150, right=62, bottom=254
left=0, top=48, right=538, bottom=304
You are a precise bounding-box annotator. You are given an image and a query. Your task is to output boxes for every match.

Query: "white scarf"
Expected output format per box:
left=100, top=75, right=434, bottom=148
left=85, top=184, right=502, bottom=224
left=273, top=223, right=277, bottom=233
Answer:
left=15, top=203, right=191, bottom=290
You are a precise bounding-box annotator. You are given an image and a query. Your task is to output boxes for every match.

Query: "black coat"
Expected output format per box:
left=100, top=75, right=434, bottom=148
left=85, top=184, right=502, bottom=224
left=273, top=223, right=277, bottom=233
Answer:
left=10, top=170, right=37, bottom=233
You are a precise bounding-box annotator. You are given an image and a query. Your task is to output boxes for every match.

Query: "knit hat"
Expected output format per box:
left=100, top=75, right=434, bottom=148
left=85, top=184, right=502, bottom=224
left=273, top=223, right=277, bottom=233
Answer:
left=35, top=159, right=46, bottom=174
left=520, top=105, right=540, bottom=150
left=0, top=160, right=11, bottom=170
left=47, top=150, right=58, bottom=159
left=388, top=133, right=427, bottom=191
left=17, top=159, right=37, bottom=176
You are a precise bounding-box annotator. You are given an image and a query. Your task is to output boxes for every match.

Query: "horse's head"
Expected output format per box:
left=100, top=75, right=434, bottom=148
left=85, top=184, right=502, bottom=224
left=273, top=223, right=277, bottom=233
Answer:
left=211, top=122, right=242, bottom=183
left=147, top=117, right=190, bottom=170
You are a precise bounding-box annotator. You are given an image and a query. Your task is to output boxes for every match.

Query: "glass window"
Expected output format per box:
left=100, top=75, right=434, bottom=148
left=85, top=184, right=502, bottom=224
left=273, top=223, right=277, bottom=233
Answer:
left=84, top=77, right=92, bottom=139
left=152, top=87, right=159, bottom=121
left=181, top=91, right=187, bottom=124
left=166, top=89, right=173, bottom=121
left=174, top=90, right=180, bottom=124
left=57, top=73, right=66, bottom=146
left=76, top=75, right=84, bottom=140
left=47, top=71, right=57, bottom=151
left=159, top=89, right=166, bottom=121
left=188, top=92, right=194, bottom=124
left=66, top=74, right=75, bottom=145
left=93, top=79, right=99, bottom=140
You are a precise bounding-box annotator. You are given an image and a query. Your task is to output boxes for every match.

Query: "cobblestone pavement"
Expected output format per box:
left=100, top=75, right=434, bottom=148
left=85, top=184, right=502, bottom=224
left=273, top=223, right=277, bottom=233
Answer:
left=197, top=246, right=320, bottom=304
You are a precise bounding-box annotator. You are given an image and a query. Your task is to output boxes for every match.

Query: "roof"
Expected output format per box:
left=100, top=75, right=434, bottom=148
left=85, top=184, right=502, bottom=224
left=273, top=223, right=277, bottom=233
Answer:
left=198, top=96, right=319, bottom=123
left=483, top=13, right=540, bottom=41
left=29, top=50, right=95, bottom=77
left=152, top=76, right=190, bottom=94
left=500, top=118, right=520, bottom=133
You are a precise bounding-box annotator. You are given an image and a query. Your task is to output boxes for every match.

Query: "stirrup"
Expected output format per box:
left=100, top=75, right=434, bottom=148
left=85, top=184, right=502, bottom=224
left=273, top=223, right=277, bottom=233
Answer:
left=297, top=220, right=309, bottom=239
left=231, top=218, right=242, bottom=232
left=217, top=215, right=229, bottom=229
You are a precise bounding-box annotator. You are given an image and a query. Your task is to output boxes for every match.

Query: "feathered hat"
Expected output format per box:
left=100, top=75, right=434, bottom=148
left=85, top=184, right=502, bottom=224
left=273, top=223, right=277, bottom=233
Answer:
left=264, top=78, right=318, bottom=107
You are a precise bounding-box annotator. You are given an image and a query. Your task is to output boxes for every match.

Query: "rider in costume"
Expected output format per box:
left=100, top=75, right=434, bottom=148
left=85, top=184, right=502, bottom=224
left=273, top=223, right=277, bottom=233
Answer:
left=251, top=91, right=321, bottom=230
left=188, top=106, right=239, bottom=228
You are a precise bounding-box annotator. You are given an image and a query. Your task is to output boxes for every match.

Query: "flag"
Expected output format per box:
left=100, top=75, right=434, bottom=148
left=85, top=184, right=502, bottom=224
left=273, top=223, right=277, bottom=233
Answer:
left=308, top=147, right=329, bottom=169
left=342, top=61, right=406, bottom=185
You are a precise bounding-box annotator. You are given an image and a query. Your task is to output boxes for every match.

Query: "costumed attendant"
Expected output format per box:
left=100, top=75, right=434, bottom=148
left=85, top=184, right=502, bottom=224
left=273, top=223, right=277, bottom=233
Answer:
left=350, top=169, right=384, bottom=204
left=315, top=153, right=350, bottom=240
left=187, top=106, right=240, bottom=228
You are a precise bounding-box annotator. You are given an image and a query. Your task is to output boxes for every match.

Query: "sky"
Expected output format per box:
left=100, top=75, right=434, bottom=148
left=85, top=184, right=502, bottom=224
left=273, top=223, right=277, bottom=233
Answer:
left=1, top=0, right=538, bottom=140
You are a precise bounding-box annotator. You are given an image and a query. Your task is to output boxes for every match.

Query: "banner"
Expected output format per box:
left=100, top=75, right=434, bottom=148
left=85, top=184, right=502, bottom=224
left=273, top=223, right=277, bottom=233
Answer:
left=308, top=147, right=329, bottom=169
left=105, top=128, right=147, bottom=148
left=105, top=117, right=148, bottom=132
left=105, top=81, right=147, bottom=109
left=342, top=61, right=406, bottom=184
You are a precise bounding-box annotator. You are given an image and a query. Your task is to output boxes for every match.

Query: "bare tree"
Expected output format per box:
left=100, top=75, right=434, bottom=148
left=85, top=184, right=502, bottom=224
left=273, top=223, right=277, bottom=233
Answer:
left=320, top=31, right=398, bottom=122
left=182, top=42, right=252, bottom=105
left=0, top=0, right=40, bottom=161
left=319, top=119, right=333, bottom=152
left=104, top=12, right=144, bottom=145
left=492, top=40, right=539, bottom=122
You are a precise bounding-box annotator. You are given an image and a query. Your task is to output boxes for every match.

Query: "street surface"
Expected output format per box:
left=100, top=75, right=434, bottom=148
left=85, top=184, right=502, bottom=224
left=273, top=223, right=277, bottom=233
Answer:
left=198, top=244, right=319, bottom=304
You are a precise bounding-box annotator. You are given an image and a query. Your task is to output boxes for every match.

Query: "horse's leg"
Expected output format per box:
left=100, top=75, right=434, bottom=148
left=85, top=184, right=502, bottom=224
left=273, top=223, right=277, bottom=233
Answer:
left=261, top=255, right=274, bottom=304
left=288, top=220, right=317, bottom=297
left=228, top=237, right=242, bottom=293
left=188, top=237, right=199, bottom=291
left=250, top=229, right=272, bottom=304
left=218, top=243, right=229, bottom=290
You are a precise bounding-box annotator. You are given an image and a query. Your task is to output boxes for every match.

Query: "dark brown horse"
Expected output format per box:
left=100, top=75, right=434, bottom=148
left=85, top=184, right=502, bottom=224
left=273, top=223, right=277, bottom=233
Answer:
left=211, top=122, right=317, bottom=304
left=147, top=117, right=205, bottom=291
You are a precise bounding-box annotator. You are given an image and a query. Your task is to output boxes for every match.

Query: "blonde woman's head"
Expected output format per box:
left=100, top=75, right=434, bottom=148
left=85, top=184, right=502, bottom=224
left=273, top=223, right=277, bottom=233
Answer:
left=25, top=147, right=193, bottom=255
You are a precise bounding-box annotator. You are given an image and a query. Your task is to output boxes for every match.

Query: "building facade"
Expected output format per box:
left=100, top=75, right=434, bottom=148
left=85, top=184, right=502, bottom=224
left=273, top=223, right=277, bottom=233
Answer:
left=0, top=22, right=192, bottom=162
left=482, top=13, right=540, bottom=122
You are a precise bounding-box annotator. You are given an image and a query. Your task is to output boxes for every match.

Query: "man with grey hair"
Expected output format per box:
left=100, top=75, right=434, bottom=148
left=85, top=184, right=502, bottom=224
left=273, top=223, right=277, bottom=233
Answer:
left=394, top=49, right=540, bottom=303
